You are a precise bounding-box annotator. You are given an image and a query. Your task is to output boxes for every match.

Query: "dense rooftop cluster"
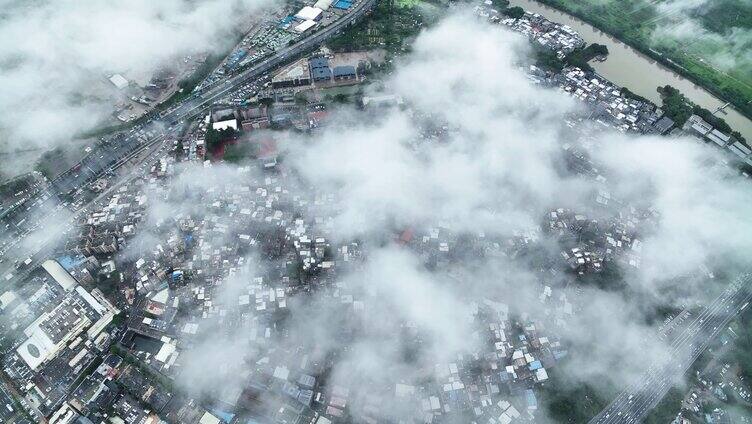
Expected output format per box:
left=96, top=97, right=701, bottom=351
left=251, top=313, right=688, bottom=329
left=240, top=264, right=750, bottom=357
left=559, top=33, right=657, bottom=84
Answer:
left=2, top=2, right=752, bottom=424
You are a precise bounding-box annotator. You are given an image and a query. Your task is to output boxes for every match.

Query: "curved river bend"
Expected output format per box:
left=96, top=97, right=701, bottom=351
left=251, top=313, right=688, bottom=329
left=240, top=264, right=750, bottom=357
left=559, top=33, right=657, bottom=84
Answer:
left=507, top=0, right=752, bottom=142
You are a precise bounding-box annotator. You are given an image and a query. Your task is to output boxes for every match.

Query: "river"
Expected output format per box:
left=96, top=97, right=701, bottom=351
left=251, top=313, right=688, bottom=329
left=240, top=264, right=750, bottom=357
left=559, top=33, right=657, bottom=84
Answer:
left=506, top=0, right=752, bottom=142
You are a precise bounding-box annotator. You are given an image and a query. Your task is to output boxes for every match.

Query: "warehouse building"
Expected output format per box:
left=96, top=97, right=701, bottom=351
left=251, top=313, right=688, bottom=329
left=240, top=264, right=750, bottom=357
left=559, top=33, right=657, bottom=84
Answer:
left=294, top=19, right=317, bottom=33
left=42, top=259, right=78, bottom=292
left=315, top=0, right=334, bottom=10
left=108, top=74, right=129, bottom=90
left=309, top=56, right=333, bottom=82
left=312, top=67, right=333, bottom=82
left=295, top=6, right=323, bottom=21
left=272, top=58, right=312, bottom=88
left=333, top=0, right=353, bottom=9
left=16, top=297, right=93, bottom=371
left=333, top=65, right=357, bottom=81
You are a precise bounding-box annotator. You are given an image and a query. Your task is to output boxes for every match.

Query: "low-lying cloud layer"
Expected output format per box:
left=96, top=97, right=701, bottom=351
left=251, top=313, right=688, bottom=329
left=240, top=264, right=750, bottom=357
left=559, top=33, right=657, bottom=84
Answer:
left=649, top=0, right=752, bottom=73
left=0, top=0, right=269, bottom=176
left=100, top=10, right=752, bottom=423
left=290, top=16, right=580, bottom=241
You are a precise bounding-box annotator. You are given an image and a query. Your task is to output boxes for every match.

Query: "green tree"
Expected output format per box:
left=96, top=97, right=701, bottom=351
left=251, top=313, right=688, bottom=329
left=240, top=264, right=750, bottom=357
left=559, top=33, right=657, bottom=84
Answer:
left=503, top=6, right=525, bottom=19
left=620, top=87, right=650, bottom=104
left=564, top=44, right=609, bottom=72
left=588, top=43, right=609, bottom=57
left=205, top=127, right=237, bottom=152
left=295, top=92, right=309, bottom=105
left=657, top=85, right=693, bottom=127
left=491, top=0, right=510, bottom=9
left=533, top=45, right=565, bottom=72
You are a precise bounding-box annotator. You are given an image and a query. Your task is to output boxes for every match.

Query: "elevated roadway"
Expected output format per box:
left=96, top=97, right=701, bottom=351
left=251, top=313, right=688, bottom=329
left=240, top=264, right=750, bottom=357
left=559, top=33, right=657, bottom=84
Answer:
left=590, top=274, right=752, bottom=423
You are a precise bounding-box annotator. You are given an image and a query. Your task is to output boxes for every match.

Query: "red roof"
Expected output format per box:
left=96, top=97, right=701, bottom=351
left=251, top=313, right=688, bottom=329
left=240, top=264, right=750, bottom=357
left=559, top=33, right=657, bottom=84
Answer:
left=308, top=110, right=329, bottom=121
left=398, top=228, right=414, bottom=244
left=257, top=138, right=278, bottom=159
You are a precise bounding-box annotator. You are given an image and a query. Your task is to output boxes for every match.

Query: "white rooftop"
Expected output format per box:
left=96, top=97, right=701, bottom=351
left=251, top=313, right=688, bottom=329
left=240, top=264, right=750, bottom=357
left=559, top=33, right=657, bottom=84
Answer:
left=109, top=74, right=129, bottom=90
left=314, top=0, right=333, bottom=10
left=199, top=412, right=221, bottom=424
left=213, top=119, right=238, bottom=131
left=17, top=325, right=55, bottom=371
left=42, top=260, right=77, bottom=292
left=0, top=291, right=17, bottom=310
left=294, top=19, right=317, bottom=33
left=295, top=6, right=323, bottom=21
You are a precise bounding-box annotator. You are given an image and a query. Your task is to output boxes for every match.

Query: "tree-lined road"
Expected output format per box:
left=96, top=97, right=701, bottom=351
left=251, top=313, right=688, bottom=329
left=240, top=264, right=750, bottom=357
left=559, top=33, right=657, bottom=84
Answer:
left=590, top=274, right=752, bottom=423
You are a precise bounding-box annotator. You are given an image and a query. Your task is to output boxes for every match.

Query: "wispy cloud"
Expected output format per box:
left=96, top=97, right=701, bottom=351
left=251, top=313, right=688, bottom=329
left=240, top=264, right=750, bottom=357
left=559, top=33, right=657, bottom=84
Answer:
left=0, top=0, right=270, bottom=176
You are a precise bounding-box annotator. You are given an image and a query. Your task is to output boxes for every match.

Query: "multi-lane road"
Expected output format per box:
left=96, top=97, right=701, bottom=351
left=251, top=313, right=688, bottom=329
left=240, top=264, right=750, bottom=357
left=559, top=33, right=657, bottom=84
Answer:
left=2, top=2, right=750, bottom=422
left=1, top=133, right=171, bottom=283
left=160, top=0, right=379, bottom=123
left=0, top=0, right=377, bottom=283
left=589, top=274, right=752, bottom=423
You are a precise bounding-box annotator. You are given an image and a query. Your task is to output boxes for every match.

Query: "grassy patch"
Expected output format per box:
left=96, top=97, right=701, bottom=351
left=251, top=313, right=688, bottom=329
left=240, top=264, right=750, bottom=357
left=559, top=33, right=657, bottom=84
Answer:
left=328, top=0, right=437, bottom=53
left=658, top=84, right=747, bottom=143
left=643, top=387, right=684, bottom=424
left=540, top=368, right=613, bottom=423
left=223, top=141, right=258, bottom=164
left=396, top=0, right=422, bottom=7
left=534, top=0, right=752, bottom=121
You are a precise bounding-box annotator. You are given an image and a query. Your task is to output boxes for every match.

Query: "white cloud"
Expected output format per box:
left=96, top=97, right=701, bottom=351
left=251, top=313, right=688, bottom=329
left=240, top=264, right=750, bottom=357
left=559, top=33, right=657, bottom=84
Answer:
left=0, top=0, right=270, bottom=176
left=107, top=10, right=752, bottom=422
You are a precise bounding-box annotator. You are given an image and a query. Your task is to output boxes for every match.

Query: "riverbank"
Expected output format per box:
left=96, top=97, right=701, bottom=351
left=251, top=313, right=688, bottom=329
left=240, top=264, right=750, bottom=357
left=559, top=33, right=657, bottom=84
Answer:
left=527, top=0, right=752, bottom=122
left=506, top=0, right=752, bottom=143
left=524, top=0, right=752, bottom=119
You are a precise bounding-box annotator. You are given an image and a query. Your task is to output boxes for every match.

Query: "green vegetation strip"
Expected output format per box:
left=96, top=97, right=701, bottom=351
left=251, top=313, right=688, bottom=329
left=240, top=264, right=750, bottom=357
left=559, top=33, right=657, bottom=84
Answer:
left=533, top=0, right=752, bottom=121
left=658, top=85, right=746, bottom=143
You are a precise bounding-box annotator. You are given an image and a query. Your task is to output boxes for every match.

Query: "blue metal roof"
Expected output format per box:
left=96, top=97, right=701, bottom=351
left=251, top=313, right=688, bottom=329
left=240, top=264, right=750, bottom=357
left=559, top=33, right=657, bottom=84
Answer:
left=333, top=65, right=356, bottom=77
left=309, top=56, right=330, bottom=69
left=57, top=255, right=86, bottom=271
left=209, top=409, right=235, bottom=423
left=334, top=0, right=352, bottom=9
left=312, top=67, right=332, bottom=79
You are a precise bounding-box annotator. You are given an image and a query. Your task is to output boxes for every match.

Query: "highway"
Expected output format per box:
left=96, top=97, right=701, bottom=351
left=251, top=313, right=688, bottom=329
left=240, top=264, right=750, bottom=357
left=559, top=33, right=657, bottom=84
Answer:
left=159, top=0, right=378, bottom=123
left=0, top=127, right=160, bottom=249
left=589, top=274, right=752, bottom=424
left=2, top=3, right=749, bottom=421
left=1, top=134, right=171, bottom=285
left=0, top=0, right=377, bottom=282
